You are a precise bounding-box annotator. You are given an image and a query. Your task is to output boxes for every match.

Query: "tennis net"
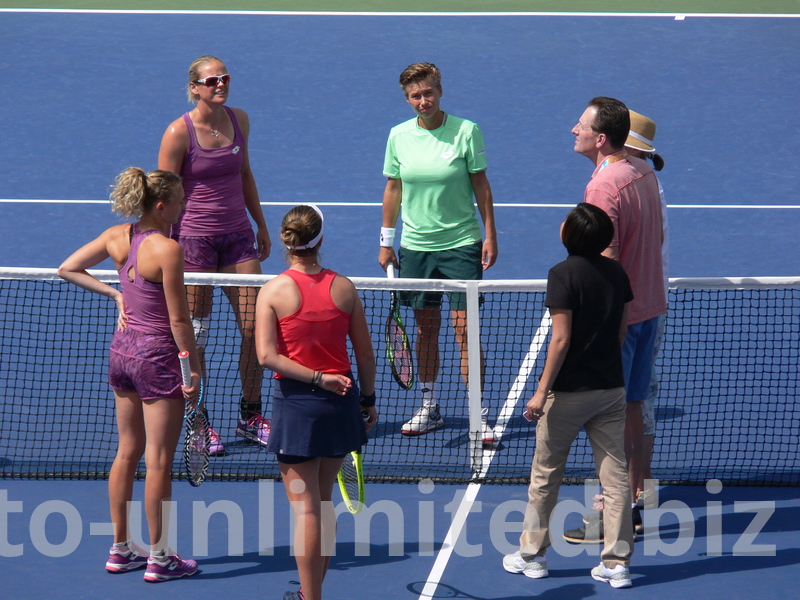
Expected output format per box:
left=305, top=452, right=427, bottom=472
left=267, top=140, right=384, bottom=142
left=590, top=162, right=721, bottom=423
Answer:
left=0, top=268, right=798, bottom=485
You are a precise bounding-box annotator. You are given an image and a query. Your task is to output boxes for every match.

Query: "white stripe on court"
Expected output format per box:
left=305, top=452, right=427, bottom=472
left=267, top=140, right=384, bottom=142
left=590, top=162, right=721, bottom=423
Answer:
left=477, top=311, right=552, bottom=477
left=1, top=199, right=798, bottom=210
left=416, top=482, right=483, bottom=600
left=417, top=311, right=552, bottom=599
left=1, top=9, right=799, bottom=18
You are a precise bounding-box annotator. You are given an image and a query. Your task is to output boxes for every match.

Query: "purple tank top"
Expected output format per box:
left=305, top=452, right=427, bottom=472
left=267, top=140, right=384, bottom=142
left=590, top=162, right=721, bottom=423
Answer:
left=178, top=105, right=251, bottom=236
left=119, top=224, right=173, bottom=336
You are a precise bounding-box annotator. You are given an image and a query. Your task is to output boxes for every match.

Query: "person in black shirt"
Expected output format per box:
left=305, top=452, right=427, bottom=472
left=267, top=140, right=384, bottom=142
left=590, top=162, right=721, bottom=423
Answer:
left=502, top=203, right=636, bottom=589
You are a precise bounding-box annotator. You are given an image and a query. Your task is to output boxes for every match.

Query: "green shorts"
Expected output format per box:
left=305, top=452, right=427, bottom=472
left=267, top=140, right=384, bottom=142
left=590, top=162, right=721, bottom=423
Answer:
left=398, top=241, right=482, bottom=311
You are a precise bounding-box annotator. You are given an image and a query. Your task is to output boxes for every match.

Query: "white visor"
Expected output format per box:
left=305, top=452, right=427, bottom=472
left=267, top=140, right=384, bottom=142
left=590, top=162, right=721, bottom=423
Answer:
left=287, top=204, right=324, bottom=250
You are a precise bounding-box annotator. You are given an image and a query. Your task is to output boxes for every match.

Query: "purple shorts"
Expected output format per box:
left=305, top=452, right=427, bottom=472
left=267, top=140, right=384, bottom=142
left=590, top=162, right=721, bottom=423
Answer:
left=179, top=228, right=258, bottom=272
left=109, top=328, right=183, bottom=400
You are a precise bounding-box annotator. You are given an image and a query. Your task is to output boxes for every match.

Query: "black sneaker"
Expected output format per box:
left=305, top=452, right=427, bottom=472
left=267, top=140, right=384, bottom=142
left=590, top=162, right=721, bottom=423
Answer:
left=566, top=508, right=642, bottom=543
left=563, top=515, right=604, bottom=544
left=632, top=505, right=643, bottom=535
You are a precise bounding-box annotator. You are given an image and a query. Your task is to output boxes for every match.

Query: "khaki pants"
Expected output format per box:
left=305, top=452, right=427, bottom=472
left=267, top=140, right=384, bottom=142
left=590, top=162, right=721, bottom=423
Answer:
left=519, top=387, right=634, bottom=568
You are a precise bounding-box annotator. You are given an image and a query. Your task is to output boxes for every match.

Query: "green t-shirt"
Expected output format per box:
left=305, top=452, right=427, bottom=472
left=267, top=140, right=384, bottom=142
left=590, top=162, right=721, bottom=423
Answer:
left=383, top=113, right=487, bottom=251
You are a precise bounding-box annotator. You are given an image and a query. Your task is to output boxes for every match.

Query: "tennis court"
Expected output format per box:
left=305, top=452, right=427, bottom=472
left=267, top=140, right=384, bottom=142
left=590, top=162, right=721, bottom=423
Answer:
left=1, top=3, right=799, bottom=599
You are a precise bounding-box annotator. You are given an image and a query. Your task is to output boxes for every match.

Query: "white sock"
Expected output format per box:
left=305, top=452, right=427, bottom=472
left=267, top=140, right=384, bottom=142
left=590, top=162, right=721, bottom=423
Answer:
left=421, top=382, right=436, bottom=407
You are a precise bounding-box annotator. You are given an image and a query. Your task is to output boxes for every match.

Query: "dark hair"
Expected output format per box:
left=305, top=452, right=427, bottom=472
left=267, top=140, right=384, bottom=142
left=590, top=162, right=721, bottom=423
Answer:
left=561, top=203, right=615, bottom=257
left=588, top=97, right=630, bottom=150
left=647, top=152, right=665, bottom=172
left=399, top=62, right=442, bottom=96
left=280, top=205, right=323, bottom=261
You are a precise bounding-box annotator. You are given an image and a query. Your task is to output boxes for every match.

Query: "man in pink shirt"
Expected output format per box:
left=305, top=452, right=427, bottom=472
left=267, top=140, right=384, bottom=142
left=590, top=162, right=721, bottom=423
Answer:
left=565, top=97, right=666, bottom=544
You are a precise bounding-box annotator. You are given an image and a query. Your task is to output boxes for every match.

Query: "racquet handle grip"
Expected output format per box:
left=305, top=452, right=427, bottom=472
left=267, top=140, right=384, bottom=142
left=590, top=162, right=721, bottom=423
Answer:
left=178, top=351, right=191, bottom=387
left=387, top=264, right=396, bottom=279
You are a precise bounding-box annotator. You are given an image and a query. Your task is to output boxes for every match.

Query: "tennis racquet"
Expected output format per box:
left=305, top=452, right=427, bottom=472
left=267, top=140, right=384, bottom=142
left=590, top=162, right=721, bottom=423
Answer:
left=337, top=411, right=369, bottom=514
left=179, top=351, right=210, bottom=487
left=385, top=264, right=414, bottom=390
left=337, top=450, right=365, bottom=514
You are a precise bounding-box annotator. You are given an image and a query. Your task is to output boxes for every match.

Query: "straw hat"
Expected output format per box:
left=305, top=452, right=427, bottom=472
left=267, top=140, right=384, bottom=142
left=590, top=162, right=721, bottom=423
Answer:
left=625, top=110, right=657, bottom=153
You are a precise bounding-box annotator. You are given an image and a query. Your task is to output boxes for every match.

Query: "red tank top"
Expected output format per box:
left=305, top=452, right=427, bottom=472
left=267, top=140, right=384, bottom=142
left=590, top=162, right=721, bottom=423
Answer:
left=274, top=269, right=352, bottom=378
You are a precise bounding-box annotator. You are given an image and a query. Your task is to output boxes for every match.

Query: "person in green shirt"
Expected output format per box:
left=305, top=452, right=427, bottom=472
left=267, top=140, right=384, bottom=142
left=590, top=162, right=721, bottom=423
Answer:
left=378, top=62, right=498, bottom=441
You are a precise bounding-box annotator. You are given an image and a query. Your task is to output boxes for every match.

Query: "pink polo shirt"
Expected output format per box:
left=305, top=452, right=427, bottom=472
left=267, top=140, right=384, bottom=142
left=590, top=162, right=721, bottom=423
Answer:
left=585, top=153, right=667, bottom=325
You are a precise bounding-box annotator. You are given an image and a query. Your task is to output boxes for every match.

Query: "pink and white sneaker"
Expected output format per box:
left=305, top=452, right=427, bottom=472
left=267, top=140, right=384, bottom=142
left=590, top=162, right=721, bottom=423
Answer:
left=105, top=541, right=147, bottom=573
left=236, top=413, right=271, bottom=447
left=143, top=551, right=198, bottom=582
left=208, top=427, right=226, bottom=456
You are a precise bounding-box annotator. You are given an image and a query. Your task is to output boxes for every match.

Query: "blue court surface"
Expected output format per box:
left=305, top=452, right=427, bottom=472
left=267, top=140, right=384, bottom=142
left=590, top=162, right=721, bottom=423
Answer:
left=1, top=479, right=799, bottom=599
left=1, top=7, right=799, bottom=600
left=1, top=10, right=799, bottom=277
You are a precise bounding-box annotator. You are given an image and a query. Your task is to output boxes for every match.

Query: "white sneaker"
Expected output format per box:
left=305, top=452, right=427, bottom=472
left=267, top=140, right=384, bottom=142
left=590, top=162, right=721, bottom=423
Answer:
left=502, top=551, right=549, bottom=579
left=481, top=407, right=497, bottom=446
left=401, top=404, right=444, bottom=436
left=591, top=563, right=632, bottom=588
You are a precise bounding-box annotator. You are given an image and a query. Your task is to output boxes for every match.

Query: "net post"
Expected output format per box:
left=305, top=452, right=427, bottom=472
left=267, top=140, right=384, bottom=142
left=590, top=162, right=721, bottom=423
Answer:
left=466, top=281, right=483, bottom=474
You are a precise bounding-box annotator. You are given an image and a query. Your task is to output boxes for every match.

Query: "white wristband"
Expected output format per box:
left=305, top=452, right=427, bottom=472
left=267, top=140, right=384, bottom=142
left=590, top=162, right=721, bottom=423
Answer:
left=380, top=227, right=396, bottom=247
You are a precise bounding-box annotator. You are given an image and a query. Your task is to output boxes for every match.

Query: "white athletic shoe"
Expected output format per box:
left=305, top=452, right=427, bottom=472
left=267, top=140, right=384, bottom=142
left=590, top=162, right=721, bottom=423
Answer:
left=502, top=551, right=549, bottom=579
left=401, top=404, right=444, bottom=436
left=591, top=563, right=632, bottom=588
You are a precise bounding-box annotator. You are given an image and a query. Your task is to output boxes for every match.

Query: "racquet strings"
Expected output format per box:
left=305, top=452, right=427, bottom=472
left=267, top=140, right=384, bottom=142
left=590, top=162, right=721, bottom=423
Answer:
left=388, top=310, right=413, bottom=388
left=184, top=380, right=210, bottom=487
left=340, top=453, right=360, bottom=507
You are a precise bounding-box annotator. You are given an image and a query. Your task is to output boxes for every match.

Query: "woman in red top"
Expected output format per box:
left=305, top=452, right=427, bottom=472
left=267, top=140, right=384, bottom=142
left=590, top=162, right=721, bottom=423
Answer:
left=255, top=204, right=376, bottom=600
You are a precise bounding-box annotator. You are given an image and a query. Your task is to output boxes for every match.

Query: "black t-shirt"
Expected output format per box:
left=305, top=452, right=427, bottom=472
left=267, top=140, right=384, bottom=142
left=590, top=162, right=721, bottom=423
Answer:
left=545, top=255, right=634, bottom=392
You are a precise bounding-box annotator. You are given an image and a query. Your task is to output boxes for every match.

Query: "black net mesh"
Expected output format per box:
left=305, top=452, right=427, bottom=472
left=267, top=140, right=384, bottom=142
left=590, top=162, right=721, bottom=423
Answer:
left=0, top=270, right=797, bottom=485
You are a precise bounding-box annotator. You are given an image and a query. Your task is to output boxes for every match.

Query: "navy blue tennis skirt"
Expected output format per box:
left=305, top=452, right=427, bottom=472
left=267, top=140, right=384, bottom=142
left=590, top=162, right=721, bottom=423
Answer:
left=266, top=375, right=368, bottom=458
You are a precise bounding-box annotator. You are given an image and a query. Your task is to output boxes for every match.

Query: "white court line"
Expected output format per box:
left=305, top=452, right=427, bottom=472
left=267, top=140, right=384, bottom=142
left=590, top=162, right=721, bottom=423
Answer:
left=1, top=9, right=798, bottom=17
left=417, top=311, right=552, bottom=599
left=476, top=311, right=552, bottom=478
left=416, top=482, right=483, bottom=600
left=2, top=199, right=798, bottom=210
